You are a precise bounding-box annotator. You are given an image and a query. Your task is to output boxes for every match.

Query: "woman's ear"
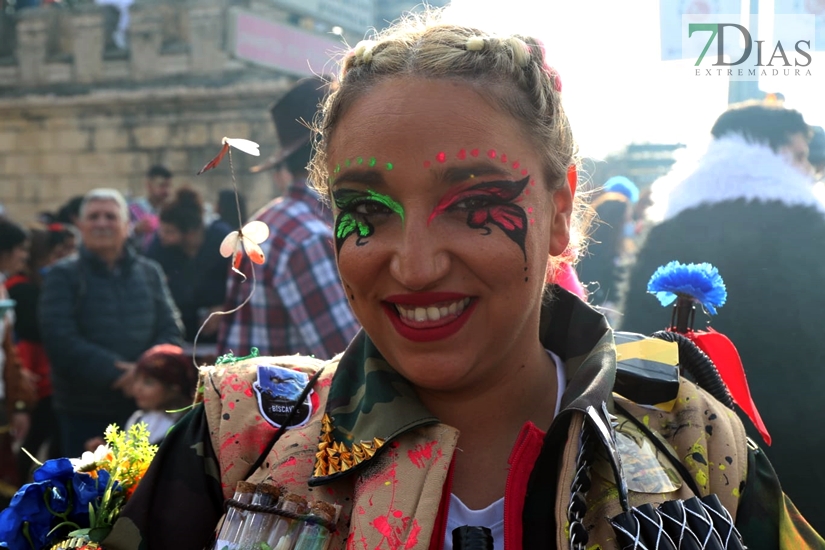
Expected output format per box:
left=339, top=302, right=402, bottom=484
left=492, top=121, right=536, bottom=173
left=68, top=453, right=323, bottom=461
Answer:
left=549, top=167, right=576, bottom=256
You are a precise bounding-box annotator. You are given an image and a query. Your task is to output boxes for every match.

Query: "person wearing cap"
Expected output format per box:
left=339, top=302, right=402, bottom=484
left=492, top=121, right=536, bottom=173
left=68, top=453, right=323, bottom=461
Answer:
left=621, top=100, right=825, bottom=532
left=217, top=77, right=360, bottom=359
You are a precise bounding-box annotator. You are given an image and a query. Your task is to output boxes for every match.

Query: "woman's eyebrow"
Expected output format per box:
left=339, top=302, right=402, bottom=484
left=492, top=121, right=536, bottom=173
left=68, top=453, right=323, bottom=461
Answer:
left=330, top=169, right=386, bottom=189
left=440, top=164, right=515, bottom=183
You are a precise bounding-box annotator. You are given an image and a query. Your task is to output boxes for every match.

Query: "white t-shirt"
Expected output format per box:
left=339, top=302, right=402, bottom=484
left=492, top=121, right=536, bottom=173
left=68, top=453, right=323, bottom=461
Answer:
left=443, top=350, right=566, bottom=550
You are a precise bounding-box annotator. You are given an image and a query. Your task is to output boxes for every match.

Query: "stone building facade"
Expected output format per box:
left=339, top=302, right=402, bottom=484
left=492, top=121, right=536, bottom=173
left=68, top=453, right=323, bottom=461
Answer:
left=0, top=0, right=366, bottom=224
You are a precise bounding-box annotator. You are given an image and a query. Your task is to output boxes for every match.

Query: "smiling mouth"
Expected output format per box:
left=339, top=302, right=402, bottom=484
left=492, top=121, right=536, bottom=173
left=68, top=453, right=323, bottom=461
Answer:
left=393, top=297, right=471, bottom=326
left=382, top=297, right=477, bottom=342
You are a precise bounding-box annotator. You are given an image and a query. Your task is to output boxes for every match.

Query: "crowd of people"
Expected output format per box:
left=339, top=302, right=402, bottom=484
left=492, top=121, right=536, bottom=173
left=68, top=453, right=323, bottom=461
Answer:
left=1, top=7, right=824, bottom=548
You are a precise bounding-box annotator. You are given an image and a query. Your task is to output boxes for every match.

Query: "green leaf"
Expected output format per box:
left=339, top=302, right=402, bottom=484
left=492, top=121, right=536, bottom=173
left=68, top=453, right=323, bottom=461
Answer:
left=337, top=213, right=357, bottom=239
left=88, top=501, right=97, bottom=528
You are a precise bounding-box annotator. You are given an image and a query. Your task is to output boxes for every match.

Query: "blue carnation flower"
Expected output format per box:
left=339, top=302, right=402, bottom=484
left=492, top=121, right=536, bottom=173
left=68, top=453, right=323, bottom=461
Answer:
left=647, top=261, right=727, bottom=315
left=71, top=469, right=111, bottom=516
left=33, top=458, right=74, bottom=483
left=0, top=459, right=113, bottom=550
left=0, top=481, right=57, bottom=549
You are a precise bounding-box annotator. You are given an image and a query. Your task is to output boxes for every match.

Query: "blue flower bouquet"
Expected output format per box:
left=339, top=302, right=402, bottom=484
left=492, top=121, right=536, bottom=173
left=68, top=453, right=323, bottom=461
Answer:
left=0, top=424, right=157, bottom=550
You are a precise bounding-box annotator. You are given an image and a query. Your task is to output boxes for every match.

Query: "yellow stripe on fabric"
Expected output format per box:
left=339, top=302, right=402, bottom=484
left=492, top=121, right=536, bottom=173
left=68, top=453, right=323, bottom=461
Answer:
left=616, top=338, right=679, bottom=365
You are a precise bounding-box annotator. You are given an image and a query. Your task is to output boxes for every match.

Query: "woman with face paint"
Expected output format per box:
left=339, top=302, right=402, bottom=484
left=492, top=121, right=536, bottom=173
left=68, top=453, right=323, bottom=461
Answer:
left=105, top=11, right=823, bottom=550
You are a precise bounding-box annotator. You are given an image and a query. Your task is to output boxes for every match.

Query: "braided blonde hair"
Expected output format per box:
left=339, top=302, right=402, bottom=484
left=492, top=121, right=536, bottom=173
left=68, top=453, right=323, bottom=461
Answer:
left=309, top=10, right=589, bottom=267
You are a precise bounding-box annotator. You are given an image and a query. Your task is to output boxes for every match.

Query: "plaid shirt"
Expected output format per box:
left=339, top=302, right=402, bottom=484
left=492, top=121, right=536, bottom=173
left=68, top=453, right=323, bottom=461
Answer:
left=217, top=181, right=359, bottom=359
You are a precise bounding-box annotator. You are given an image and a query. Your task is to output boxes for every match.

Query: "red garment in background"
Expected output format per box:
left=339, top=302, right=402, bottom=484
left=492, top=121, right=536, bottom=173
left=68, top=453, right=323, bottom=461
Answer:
left=14, top=340, right=52, bottom=400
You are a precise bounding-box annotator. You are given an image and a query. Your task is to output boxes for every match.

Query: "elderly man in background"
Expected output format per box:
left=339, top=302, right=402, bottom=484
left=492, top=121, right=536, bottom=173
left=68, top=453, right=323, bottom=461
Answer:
left=40, top=189, right=182, bottom=456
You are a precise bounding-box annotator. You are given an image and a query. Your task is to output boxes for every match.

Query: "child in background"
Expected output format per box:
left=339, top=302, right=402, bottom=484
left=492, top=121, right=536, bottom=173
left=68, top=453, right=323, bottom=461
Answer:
left=86, top=344, right=197, bottom=449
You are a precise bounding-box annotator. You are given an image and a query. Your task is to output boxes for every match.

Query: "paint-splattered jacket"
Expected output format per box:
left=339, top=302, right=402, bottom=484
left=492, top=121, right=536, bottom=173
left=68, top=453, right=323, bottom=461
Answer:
left=104, top=290, right=823, bottom=550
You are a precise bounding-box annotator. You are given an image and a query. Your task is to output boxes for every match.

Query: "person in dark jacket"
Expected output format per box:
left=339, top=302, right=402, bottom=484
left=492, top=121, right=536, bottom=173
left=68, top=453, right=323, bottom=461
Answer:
left=620, top=101, right=825, bottom=532
left=148, top=187, right=232, bottom=344
left=40, top=188, right=183, bottom=457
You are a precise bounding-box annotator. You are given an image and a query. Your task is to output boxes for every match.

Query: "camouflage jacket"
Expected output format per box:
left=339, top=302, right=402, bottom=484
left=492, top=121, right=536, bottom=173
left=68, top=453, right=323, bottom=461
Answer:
left=104, top=290, right=823, bottom=550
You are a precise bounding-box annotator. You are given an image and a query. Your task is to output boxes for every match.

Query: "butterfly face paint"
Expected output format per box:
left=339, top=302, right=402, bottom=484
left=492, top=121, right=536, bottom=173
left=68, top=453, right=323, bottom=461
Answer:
left=332, top=188, right=404, bottom=253
left=428, top=175, right=531, bottom=261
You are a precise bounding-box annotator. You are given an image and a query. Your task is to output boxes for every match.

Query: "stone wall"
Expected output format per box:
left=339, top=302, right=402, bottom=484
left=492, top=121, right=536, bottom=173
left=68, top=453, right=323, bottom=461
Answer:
left=0, top=0, right=326, bottom=224
left=0, top=80, right=290, bottom=223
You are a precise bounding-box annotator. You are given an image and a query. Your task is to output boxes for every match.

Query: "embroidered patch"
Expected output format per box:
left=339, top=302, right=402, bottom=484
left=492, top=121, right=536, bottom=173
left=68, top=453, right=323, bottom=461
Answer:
left=253, top=365, right=316, bottom=429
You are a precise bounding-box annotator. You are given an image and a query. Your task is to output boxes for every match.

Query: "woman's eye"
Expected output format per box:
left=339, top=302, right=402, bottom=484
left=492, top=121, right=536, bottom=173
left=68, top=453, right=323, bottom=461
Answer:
left=354, top=201, right=391, bottom=215
left=453, top=196, right=494, bottom=210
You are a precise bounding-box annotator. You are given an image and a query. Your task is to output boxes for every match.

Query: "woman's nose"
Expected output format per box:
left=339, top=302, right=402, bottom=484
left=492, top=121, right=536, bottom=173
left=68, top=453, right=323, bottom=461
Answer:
left=388, top=220, right=450, bottom=291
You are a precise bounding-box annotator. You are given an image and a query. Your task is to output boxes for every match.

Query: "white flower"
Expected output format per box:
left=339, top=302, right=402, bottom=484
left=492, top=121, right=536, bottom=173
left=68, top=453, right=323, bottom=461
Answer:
left=70, top=444, right=113, bottom=472
left=220, top=220, right=270, bottom=268
left=198, top=136, right=261, bottom=174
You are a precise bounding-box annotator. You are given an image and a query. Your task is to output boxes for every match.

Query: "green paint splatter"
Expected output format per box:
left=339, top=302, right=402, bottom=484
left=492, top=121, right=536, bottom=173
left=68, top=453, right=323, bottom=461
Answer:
left=334, top=164, right=341, bottom=173
left=386, top=162, right=394, bottom=170
left=345, top=158, right=351, bottom=167
left=215, top=347, right=260, bottom=365
left=368, top=157, right=377, bottom=167
left=357, top=156, right=363, bottom=165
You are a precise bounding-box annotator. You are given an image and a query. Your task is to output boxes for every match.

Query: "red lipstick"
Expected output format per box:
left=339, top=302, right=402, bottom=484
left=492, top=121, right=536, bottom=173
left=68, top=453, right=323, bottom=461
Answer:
left=382, top=293, right=477, bottom=343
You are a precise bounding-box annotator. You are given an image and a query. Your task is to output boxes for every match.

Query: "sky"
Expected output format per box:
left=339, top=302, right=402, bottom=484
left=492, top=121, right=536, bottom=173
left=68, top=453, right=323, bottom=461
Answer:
left=443, top=0, right=825, bottom=160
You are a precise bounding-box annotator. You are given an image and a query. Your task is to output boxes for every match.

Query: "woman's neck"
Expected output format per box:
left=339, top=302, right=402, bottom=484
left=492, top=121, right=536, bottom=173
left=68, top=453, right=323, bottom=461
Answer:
left=417, top=344, right=558, bottom=441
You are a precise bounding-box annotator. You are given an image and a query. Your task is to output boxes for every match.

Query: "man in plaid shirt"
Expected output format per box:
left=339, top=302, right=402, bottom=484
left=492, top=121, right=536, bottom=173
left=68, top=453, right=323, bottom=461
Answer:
left=217, top=78, right=359, bottom=359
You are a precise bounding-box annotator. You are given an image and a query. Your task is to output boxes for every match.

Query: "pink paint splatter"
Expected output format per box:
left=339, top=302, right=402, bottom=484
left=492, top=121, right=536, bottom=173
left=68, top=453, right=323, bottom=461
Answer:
left=500, top=153, right=508, bottom=163
left=423, top=160, right=431, bottom=169
left=457, top=149, right=467, bottom=160
left=512, top=161, right=520, bottom=169
left=530, top=179, right=536, bottom=186
left=521, top=168, right=529, bottom=176
left=393, top=510, right=403, bottom=518
left=228, top=401, right=235, bottom=410
left=470, top=148, right=480, bottom=157
left=487, top=149, right=497, bottom=159
left=527, top=207, right=533, bottom=213
left=404, top=521, right=421, bottom=549
left=525, top=189, right=530, bottom=195
left=408, top=441, right=437, bottom=468
left=373, top=516, right=394, bottom=539
left=436, top=151, right=446, bottom=163
left=530, top=219, right=535, bottom=225
left=244, top=387, right=253, bottom=397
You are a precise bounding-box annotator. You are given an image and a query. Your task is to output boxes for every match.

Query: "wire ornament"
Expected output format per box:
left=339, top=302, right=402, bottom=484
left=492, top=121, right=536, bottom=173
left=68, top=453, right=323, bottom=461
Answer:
left=192, top=137, right=266, bottom=371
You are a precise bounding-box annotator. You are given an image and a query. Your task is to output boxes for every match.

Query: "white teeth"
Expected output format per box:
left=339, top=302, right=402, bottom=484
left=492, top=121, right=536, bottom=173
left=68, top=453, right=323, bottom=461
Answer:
left=395, top=298, right=472, bottom=323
